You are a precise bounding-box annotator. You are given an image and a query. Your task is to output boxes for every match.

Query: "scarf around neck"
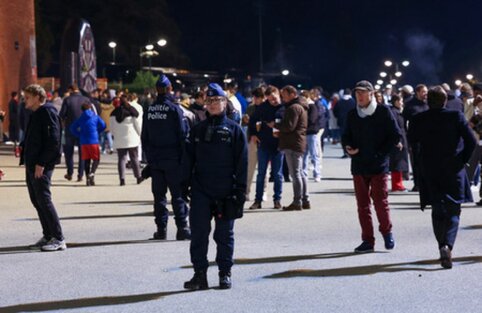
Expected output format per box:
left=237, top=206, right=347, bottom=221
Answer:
left=356, top=97, right=377, bottom=118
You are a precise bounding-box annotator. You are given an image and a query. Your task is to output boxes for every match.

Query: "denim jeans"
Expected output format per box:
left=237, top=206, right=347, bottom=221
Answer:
left=256, top=147, right=283, bottom=202
left=283, top=149, right=308, bottom=205
left=303, top=133, right=321, bottom=179
left=100, top=131, right=113, bottom=152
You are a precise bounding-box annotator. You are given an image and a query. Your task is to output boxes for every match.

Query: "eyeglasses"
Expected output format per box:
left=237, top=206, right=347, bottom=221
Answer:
left=205, top=97, right=226, bottom=104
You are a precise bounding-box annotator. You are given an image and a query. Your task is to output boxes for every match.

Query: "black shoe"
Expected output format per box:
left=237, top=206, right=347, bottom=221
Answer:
left=152, top=227, right=167, bottom=240
left=284, top=177, right=291, bottom=183
left=120, top=179, right=125, bottom=186
left=440, top=245, right=452, bottom=269
left=341, top=155, right=348, bottom=159
left=176, top=227, right=191, bottom=240
left=137, top=177, right=144, bottom=184
left=184, top=271, right=208, bottom=290
left=219, top=271, right=232, bottom=289
left=273, top=200, right=282, bottom=209
left=411, top=185, right=419, bottom=192
left=249, top=201, right=262, bottom=210
left=268, top=176, right=274, bottom=182
left=476, top=200, right=482, bottom=206
left=76, top=175, right=83, bottom=182
left=302, top=201, right=311, bottom=210
left=383, top=233, right=395, bottom=250
left=354, top=241, right=374, bottom=253
left=64, top=174, right=72, bottom=181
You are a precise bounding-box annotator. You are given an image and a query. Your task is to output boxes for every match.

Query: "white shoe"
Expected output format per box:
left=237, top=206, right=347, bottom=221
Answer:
left=41, top=238, right=67, bottom=252
left=314, top=177, right=321, bottom=182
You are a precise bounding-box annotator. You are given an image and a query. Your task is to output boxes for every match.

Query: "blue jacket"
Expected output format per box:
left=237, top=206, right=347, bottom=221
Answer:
left=69, top=110, right=106, bottom=145
left=408, top=109, right=476, bottom=208
left=248, top=101, right=284, bottom=151
left=141, top=94, right=189, bottom=168
left=342, top=104, right=401, bottom=175
left=188, top=112, right=248, bottom=199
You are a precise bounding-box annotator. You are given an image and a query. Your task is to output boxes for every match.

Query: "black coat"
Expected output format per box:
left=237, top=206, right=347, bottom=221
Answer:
left=445, top=91, right=464, bottom=113
left=342, top=104, right=401, bottom=175
left=407, top=109, right=476, bottom=208
left=389, top=106, right=409, bottom=172
left=59, top=92, right=91, bottom=137
left=20, top=104, right=61, bottom=169
left=333, top=97, right=355, bottom=135
left=402, top=96, right=428, bottom=131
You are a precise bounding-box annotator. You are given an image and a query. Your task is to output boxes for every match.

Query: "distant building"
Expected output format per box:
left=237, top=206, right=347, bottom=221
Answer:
left=0, top=0, right=37, bottom=131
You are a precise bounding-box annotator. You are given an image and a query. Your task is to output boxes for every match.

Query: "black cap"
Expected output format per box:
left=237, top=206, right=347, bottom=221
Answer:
left=354, top=80, right=374, bottom=92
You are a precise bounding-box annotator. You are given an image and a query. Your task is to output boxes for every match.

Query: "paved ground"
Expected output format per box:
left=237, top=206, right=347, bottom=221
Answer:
left=0, top=142, right=481, bottom=313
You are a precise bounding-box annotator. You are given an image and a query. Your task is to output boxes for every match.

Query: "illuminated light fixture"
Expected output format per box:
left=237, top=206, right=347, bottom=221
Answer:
left=455, top=79, right=462, bottom=86
left=395, top=71, right=402, bottom=77
left=380, top=72, right=387, bottom=78
left=157, top=39, right=167, bottom=47
left=402, top=60, right=410, bottom=67
left=466, top=74, right=474, bottom=80
left=377, top=80, right=383, bottom=85
left=375, top=85, right=381, bottom=90
left=108, top=41, right=117, bottom=48
left=384, top=60, right=393, bottom=67
left=386, top=84, right=393, bottom=89
left=390, top=79, right=397, bottom=85
left=173, top=73, right=177, bottom=77
left=282, top=69, right=290, bottom=76
left=145, top=44, right=154, bottom=51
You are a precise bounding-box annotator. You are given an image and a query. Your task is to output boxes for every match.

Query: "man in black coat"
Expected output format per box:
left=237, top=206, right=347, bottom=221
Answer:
left=334, top=88, right=356, bottom=158
left=342, top=80, right=401, bottom=253
left=402, top=84, right=428, bottom=191
left=59, top=85, right=90, bottom=181
left=20, top=84, right=65, bottom=252
left=408, top=86, right=476, bottom=269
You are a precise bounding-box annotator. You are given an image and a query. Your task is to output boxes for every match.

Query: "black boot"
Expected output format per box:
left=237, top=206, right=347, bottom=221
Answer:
left=120, top=178, right=125, bottom=186
left=219, top=271, right=232, bottom=289
left=184, top=271, right=208, bottom=290
left=152, top=227, right=167, bottom=240
left=176, top=227, right=191, bottom=240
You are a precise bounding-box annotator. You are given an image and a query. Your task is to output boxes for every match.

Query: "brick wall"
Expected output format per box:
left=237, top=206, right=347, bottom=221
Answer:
left=0, top=0, right=36, bottom=132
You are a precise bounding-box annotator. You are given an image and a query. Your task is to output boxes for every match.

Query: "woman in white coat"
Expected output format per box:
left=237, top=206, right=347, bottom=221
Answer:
left=110, top=95, right=143, bottom=185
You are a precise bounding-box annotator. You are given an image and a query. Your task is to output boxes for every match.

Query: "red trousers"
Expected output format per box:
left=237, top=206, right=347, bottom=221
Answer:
left=391, top=171, right=406, bottom=191
left=353, top=173, right=392, bottom=246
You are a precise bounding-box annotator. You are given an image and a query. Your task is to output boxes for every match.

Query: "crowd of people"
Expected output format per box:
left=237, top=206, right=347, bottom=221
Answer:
left=2, top=75, right=481, bottom=289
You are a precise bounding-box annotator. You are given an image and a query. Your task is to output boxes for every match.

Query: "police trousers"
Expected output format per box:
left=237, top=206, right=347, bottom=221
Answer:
left=189, top=189, right=235, bottom=273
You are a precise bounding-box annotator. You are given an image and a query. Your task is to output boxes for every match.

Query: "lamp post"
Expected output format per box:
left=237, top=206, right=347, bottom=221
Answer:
left=139, top=39, right=167, bottom=71
left=379, top=59, right=410, bottom=89
left=108, top=41, right=117, bottom=64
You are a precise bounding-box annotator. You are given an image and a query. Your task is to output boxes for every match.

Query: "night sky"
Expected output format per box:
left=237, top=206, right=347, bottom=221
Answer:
left=167, top=0, right=482, bottom=90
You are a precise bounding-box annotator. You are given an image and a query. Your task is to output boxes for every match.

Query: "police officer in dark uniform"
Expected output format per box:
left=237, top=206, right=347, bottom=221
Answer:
left=184, top=83, right=247, bottom=290
left=141, top=74, right=191, bottom=240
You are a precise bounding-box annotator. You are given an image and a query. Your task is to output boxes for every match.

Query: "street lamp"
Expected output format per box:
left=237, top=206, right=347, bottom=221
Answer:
left=145, top=44, right=154, bottom=51
left=455, top=79, right=462, bottom=86
left=377, top=79, right=384, bottom=85
left=157, top=38, right=167, bottom=47
left=384, top=60, right=393, bottom=67
left=402, top=60, right=410, bottom=67
left=108, top=41, right=116, bottom=64
left=282, top=69, right=290, bottom=76
left=380, top=72, right=387, bottom=78
left=466, top=74, right=474, bottom=80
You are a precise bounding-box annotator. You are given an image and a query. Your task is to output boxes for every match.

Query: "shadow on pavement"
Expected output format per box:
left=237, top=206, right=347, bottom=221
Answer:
left=463, top=224, right=482, bottom=230
left=0, top=239, right=178, bottom=255
left=317, top=177, right=352, bottom=181
left=0, top=289, right=195, bottom=312
left=16, top=211, right=156, bottom=221
left=264, top=255, right=482, bottom=278
left=67, top=200, right=153, bottom=205
left=310, top=189, right=354, bottom=195
left=180, top=251, right=377, bottom=268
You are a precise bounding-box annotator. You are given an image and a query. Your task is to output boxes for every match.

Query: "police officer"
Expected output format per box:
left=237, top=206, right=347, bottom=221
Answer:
left=184, top=83, right=247, bottom=290
left=141, top=74, right=191, bottom=240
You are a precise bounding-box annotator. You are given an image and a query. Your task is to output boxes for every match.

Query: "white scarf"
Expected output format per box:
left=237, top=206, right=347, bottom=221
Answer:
left=356, top=97, right=377, bottom=118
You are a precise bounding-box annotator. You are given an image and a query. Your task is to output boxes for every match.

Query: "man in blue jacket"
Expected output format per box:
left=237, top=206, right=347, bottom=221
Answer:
left=141, top=74, right=191, bottom=241
left=408, top=86, right=476, bottom=269
left=342, top=80, right=400, bottom=253
left=184, top=83, right=247, bottom=290
left=20, top=84, right=65, bottom=252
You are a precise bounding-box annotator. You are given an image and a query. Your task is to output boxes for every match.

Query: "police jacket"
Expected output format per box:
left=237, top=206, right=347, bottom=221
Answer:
left=188, top=112, right=247, bottom=199
left=141, top=94, right=189, bottom=168
left=20, top=103, right=61, bottom=169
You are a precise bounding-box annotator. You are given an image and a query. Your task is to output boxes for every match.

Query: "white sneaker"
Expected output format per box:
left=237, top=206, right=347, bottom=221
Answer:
left=41, top=238, right=67, bottom=252
left=314, top=177, right=321, bottom=182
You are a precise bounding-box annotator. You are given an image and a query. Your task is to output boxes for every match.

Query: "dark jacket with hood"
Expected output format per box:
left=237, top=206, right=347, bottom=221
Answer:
left=20, top=103, right=61, bottom=169
left=249, top=100, right=284, bottom=151
left=276, top=97, right=308, bottom=154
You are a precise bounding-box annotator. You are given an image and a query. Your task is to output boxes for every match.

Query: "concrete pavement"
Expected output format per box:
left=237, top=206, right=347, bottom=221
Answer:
left=0, top=142, right=481, bottom=313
